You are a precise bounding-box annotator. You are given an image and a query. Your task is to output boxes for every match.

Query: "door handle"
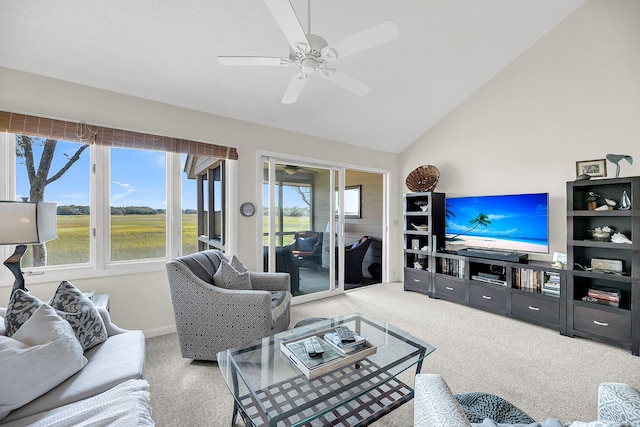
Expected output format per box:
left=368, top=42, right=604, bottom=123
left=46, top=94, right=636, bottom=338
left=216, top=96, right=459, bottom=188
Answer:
left=413, top=278, right=420, bottom=283
left=445, top=286, right=454, bottom=291
left=528, top=306, right=540, bottom=311
left=482, top=295, right=492, bottom=300
left=593, top=320, right=609, bottom=327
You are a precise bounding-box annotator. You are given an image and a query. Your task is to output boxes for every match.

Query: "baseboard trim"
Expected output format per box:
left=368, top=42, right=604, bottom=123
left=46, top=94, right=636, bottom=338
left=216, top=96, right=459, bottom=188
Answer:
left=143, top=324, right=176, bottom=338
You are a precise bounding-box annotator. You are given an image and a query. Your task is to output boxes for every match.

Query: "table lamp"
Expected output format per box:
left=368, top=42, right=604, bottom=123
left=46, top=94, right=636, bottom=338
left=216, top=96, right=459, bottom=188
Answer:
left=0, top=201, right=57, bottom=296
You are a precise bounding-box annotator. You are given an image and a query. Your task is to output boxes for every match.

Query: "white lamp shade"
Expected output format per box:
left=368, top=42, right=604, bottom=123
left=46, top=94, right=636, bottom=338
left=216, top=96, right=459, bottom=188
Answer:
left=0, top=201, right=58, bottom=245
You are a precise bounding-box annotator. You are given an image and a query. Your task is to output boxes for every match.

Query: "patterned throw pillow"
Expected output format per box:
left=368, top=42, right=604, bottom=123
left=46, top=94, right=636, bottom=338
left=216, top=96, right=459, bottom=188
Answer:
left=213, top=259, right=252, bottom=290
left=230, top=255, right=248, bottom=273
left=49, top=281, right=108, bottom=351
left=4, top=290, right=44, bottom=337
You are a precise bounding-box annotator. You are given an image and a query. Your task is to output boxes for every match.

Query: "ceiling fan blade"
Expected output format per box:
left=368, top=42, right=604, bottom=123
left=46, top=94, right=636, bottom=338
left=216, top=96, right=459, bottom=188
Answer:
left=281, top=74, right=308, bottom=104
left=217, top=56, right=289, bottom=66
left=324, top=70, right=371, bottom=97
left=264, top=0, right=309, bottom=51
left=321, top=21, right=399, bottom=62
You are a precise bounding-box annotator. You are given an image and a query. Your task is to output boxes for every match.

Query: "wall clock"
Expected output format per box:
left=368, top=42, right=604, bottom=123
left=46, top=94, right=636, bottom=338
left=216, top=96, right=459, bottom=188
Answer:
left=240, top=202, right=256, bottom=217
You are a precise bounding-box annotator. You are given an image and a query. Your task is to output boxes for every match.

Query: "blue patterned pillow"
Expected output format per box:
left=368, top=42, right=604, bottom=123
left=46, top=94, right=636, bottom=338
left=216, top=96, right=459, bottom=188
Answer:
left=213, top=259, right=252, bottom=290
left=297, top=236, right=316, bottom=251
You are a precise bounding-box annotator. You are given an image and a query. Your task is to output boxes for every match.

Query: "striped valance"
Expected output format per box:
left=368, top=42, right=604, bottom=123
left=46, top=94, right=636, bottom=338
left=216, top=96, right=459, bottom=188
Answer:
left=0, top=111, right=238, bottom=160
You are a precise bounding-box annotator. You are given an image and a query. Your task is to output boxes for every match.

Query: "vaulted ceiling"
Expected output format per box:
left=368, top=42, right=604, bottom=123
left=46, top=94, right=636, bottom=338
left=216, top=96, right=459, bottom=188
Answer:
left=0, top=0, right=585, bottom=153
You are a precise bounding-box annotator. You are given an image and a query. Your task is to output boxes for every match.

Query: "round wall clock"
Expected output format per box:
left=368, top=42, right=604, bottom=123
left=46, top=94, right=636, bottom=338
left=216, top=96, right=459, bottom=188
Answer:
left=240, top=202, right=256, bottom=217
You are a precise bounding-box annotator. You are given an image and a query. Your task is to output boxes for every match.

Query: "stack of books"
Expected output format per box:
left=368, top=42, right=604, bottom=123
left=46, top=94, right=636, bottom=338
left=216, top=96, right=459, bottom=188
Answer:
left=584, top=288, right=621, bottom=308
left=542, top=272, right=561, bottom=297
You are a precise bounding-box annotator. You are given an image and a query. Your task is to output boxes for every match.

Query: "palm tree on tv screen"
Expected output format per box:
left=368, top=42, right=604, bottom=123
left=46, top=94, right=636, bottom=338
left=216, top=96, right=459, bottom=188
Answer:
left=450, top=213, right=491, bottom=239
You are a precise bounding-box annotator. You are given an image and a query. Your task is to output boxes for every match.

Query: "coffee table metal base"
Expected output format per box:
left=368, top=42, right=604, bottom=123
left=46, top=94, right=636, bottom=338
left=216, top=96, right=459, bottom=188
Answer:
left=234, top=358, right=414, bottom=427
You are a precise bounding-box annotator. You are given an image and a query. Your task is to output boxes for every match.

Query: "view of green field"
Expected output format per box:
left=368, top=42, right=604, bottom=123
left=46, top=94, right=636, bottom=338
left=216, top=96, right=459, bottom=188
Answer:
left=21, top=214, right=198, bottom=267
left=262, top=215, right=311, bottom=245
left=21, top=213, right=312, bottom=267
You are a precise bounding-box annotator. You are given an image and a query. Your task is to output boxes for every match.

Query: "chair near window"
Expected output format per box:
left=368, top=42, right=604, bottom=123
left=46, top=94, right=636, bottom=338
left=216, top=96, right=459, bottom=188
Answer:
left=165, top=250, right=291, bottom=361
left=288, top=231, right=323, bottom=270
left=338, top=236, right=373, bottom=284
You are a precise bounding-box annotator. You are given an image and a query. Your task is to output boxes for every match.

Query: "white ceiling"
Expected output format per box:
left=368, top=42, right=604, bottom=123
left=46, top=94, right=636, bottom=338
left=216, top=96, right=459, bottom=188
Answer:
left=0, top=0, right=585, bottom=153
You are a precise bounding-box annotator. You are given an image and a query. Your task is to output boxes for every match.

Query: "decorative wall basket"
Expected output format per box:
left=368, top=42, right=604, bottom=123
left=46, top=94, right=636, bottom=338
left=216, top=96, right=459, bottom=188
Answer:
left=406, top=165, right=440, bottom=192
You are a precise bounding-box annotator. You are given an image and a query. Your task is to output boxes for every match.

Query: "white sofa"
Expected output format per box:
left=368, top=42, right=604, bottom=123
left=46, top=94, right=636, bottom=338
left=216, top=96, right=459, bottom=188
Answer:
left=0, top=305, right=153, bottom=426
left=414, top=374, right=640, bottom=427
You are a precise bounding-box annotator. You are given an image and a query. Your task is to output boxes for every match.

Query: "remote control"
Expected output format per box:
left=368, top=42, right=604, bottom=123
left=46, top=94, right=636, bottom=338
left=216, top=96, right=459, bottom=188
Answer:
left=335, top=326, right=356, bottom=343
left=304, top=337, right=324, bottom=357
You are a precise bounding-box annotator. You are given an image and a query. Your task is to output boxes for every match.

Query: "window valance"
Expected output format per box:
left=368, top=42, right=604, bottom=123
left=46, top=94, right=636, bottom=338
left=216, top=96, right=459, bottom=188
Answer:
left=0, top=110, right=238, bottom=160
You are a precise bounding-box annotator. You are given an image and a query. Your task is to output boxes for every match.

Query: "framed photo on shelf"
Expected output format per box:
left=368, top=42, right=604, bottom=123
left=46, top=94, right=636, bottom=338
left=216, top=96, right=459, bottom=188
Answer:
left=576, top=159, right=607, bottom=178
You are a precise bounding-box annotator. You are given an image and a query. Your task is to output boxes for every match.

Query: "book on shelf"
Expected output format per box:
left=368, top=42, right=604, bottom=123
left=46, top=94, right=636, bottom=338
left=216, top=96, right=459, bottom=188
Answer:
left=515, top=269, right=559, bottom=293
left=587, top=288, right=621, bottom=302
left=439, top=257, right=465, bottom=278
left=582, top=288, right=621, bottom=308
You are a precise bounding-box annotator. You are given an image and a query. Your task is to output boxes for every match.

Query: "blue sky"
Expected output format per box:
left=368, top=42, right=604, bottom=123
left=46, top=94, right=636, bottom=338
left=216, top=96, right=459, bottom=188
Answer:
left=445, top=193, right=548, bottom=240
left=15, top=140, right=195, bottom=210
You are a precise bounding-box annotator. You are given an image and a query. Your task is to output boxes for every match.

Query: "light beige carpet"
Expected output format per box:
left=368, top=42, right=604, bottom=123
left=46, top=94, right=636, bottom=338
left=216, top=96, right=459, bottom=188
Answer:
left=145, top=282, right=640, bottom=426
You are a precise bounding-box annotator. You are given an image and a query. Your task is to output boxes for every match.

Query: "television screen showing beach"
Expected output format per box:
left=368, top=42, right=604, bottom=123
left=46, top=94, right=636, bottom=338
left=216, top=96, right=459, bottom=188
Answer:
left=445, top=193, right=549, bottom=254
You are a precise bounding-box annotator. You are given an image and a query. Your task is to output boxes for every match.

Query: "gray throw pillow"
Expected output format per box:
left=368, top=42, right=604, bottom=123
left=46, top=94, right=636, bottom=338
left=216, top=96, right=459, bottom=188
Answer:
left=230, top=255, right=248, bottom=273
left=49, top=281, right=108, bottom=351
left=213, top=259, right=252, bottom=290
left=4, top=289, right=43, bottom=337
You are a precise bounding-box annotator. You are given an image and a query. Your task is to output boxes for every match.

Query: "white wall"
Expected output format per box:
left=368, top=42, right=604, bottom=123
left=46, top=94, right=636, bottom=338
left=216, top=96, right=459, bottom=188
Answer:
left=401, top=0, right=640, bottom=263
left=0, top=67, right=400, bottom=334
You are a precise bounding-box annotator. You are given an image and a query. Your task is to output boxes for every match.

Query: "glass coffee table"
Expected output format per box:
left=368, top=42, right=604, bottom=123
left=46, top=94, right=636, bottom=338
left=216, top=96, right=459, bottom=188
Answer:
left=217, top=313, right=436, bottom=427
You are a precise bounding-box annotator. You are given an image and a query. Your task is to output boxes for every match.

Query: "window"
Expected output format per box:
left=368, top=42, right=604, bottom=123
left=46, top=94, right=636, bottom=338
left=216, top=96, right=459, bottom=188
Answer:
left=184, top=155, right=227, bottom=252
left=1, top=110, right=237, bottom=284
left=262, top=175, right=312, bottom=247
left=336, top=185, right=361, bottom=219
left=15, top=136, right=91, bottom=267
left=109, top=147, right=167, bottom=261
left=181, top=154, right=198, bottom=256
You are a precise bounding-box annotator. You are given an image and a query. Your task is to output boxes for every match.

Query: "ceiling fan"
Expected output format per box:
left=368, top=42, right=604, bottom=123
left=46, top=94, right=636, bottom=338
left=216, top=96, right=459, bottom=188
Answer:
left=281, top=165, right=316, bottom=175
left=218, top=0, right=399, bottom=104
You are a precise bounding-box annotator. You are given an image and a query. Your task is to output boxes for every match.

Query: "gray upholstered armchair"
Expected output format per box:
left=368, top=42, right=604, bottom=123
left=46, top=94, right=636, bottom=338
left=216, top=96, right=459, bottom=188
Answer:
left=165, top=250, right=291, bottom=361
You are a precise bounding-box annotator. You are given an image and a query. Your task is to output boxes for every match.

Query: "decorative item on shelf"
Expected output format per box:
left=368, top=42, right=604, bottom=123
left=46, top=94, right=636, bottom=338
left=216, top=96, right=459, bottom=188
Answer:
left=0, top=201, right=58, bottom=297
left=586, top=191, right=601, bottom=210
left=418, top=245, right=429, bottom=259
left=611, top=232, right=632, bottom=244
left=606, top=154, right=633, bottom=178
left=405, top=165, right=439, bottom=192
left=591, top=226, right=613, bottom=241
left=620, top=190, right=631, bottom=210
left=413, top=260, right=423, bottom=269
left=414, top=200, right=429, bottom=212
left=411, top=239, right=420, bottom=250
left=411, top=223, right=428, bottom=231
left=576, top=159, right=607, bottom=178
left=551, top=252, right=567, bottom=269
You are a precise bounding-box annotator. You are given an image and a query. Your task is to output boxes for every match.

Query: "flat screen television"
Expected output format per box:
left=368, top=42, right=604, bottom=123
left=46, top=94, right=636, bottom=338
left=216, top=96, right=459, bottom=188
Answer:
left=445, top=192, right=549, bottom=254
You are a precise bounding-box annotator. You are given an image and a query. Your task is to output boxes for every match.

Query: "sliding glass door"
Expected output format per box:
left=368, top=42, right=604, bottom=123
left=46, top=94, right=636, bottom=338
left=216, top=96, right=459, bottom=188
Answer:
left=263, top=158, right=343, bottom=298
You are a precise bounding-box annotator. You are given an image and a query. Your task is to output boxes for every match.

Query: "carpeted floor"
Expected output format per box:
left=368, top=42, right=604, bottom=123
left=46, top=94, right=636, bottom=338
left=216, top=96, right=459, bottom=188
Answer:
left=145, top=282, right=640, bottom=426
